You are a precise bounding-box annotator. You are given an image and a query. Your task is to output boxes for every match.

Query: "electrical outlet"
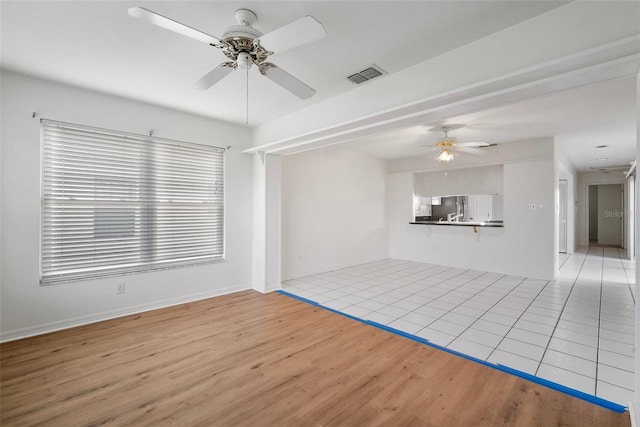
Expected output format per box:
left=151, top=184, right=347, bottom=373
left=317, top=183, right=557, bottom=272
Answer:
left=117, top=282, right=126, bottom=294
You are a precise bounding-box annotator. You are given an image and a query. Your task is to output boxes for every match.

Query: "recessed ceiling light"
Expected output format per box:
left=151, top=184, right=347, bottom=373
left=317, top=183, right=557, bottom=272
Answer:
left=595, top=145, right=609, bottom=148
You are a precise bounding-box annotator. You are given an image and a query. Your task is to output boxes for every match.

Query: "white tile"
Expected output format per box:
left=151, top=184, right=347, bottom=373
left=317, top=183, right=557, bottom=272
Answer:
left=415, top=328, right=455, bottom=347
left=546, top=337, right=597, bottom=361
left=600, top=312, right=635, bottom=326
left=341, top=305, right=371, bottom=318
left=321, top=299, right=352, bottom=310
left=481, top=312, right=517, bottom=327
left=598, top=349, right=635, bottom=373
left=375, top=305, right=410, bottom=319
left=387, top=319, right=424, bottom=335
left=541, top=349, right=596, bottom=378
left=506, top=328, right=551, bottom=348
left=427, top=300, right=458, bottom=311
left=429, top=319, right=467, bottom=336
left=599, top=328, right=634, bottom=345
left=596, top=381, right=635, bottom=406
left=400, top=311, right=437, bottom=328
left=355, top=299, right=387, bottom=312
left=487, top=350, right=538, bottom=375
left=520, top=312, right=559, bottom=327
left=440, top=312, right=476, bottom=327
left=536, top=364, right=595, bottom=395
left=337, top=295, right=365, bottom=305
left=354, top=290, right=381, bottom=299
left=552, top=327, right=599, bottom=348
left=451, top=306, right=486, bottom=318
left=556, top=319, right=599, bottom=337
left=392, top=299, right=423, bottom=311
left=309, top=294, right=338, bottom=307
left=447, top=338, right=493, bottom=360
left=321, top=290, right=348, bottom=300
left=497, top=338, right=545, bottom=361
left=514, top=319, right=555, bottom=336
left=471, top=319, right=511, bottom=337
left=413, top=305, right=447, bottom=318
left=490, top=306, right=524, bottom=318
left=598, top=364, right=634, bottom=390
left=559, top=312, right=599, bottom=327
left=370, top=294, right=400, bottom=305
left=458, top=328, right=504, bottom=348
left=364, top=311, right=396, bottom=325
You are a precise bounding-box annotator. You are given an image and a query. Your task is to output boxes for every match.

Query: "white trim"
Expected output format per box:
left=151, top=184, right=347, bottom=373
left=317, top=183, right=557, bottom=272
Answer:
left=630, top=400, right=638, bottom=427
left=626, top=161, right=637, bottom=179
left=0, top=284, right=249, bottom=343
left=245, top=36, right=640, bottom=156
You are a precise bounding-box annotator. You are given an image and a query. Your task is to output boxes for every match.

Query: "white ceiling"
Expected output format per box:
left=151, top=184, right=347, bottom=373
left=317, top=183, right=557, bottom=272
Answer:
left=340, top=77, right=638, bottom=172
left=1, top=1, right=636, bottom=172
left=1, top=1, right=566, bottom=126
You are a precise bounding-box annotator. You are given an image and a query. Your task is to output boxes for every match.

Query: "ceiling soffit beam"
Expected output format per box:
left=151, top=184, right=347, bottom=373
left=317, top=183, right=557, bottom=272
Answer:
left=243, top=35, right=640, bottom=156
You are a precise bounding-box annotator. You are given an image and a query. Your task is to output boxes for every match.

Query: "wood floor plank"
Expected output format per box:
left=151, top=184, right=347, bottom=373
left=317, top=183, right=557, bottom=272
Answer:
left=0, top=290, right=631, bottom=426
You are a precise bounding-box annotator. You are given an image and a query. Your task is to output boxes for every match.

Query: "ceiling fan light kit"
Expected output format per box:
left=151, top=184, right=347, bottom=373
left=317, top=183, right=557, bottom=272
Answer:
left=437, top=149, right=455, bottom=162
left=127, top=6, right=327, bottom=101
left=427, top=126, right=491, bottom=162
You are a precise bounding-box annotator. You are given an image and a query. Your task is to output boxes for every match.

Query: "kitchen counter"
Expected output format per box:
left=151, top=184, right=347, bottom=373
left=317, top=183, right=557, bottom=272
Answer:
left=410, top=220, right=504, bottom=227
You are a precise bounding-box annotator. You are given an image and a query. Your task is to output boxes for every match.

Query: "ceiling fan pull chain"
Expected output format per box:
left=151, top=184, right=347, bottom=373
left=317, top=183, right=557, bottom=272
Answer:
left=246, top=66, right=249, bottom=125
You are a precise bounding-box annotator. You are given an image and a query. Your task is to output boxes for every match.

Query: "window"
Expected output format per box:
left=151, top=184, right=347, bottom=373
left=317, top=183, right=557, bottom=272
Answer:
left=41, top=120, right=224, bottom=284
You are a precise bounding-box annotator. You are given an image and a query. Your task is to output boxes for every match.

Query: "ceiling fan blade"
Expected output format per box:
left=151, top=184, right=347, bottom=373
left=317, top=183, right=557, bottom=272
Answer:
left=257, top=16, right=326, bottom=54
left=195, top=63, right=235, bottom=90
left=260, top=63, right=316, bottom=99
left=457, top=147, right=486, bottom=155
left=128, top=7, right=224, bottom=46
left=459, top=141, right=490, bottom=147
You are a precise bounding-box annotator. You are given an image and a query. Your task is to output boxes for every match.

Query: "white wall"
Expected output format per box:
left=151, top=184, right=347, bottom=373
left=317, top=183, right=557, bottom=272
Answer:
left=251, top=153, right=282, bottom=293
left=414, top=165, right=503, bottom=196
left=281, top=148, right=388, bottom=280
left=0, top=71, right=254, bottom=341
left=576, top=171, right=628, bottom=248
left=556, top=143, right=577, bottom=255
left=634, top=69, right=639, bottom=425
left=388, top=139, right=556, bottom=280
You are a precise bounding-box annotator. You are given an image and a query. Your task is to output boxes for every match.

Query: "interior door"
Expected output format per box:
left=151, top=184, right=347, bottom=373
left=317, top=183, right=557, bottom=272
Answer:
left=558, top=179, right=567, bottom=253
left=597, top=184, right=623, bottom=247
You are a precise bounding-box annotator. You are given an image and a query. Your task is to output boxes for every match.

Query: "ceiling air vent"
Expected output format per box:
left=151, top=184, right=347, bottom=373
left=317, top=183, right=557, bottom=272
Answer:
left=347, top=65, right=385, bottom=84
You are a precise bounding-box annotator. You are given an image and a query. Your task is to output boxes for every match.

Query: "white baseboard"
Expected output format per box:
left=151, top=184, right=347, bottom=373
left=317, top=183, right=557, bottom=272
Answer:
left=0, top=285, right=249, bottom=343
left=630, top=400, right=639, bottom=427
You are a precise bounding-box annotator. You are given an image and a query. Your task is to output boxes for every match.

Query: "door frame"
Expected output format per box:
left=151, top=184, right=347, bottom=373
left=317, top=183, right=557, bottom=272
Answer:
left=587, top=182, right=625, bottom=248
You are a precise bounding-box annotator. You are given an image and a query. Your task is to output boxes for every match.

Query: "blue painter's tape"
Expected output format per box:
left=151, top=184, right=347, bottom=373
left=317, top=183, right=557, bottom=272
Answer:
left=278, top=291, right=627, bottom=413
left=366, top=321, right=432, bottom=345
left=495, top=364, right=627, bottom=413
left=276, top=290, right=319, bottom=306
left=277, top=290, right=366, bottom=323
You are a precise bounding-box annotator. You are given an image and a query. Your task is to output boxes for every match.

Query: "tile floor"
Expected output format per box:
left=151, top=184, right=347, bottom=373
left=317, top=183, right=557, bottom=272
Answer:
left=282, top=247, right=636, bottom=406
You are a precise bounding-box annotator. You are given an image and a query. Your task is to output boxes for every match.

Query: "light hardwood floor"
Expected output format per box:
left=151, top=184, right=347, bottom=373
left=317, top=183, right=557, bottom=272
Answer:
left=0, top=291, right=631, bottom=426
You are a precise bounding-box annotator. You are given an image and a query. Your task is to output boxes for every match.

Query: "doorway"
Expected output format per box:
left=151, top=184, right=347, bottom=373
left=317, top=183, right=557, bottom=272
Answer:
left=588, top=183, right=624, bottom=247
left=558, top=179, right=567, bottom=253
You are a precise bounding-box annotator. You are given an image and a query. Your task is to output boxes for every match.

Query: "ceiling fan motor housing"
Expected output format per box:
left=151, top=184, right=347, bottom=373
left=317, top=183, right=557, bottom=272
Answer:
left=220, top=9, right=269, bottom=64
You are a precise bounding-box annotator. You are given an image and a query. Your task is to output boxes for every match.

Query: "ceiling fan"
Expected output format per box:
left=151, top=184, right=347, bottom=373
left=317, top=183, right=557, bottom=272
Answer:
left=128, top=7, right=327, bottom=99
left=424, top=126, right=492, bottom=162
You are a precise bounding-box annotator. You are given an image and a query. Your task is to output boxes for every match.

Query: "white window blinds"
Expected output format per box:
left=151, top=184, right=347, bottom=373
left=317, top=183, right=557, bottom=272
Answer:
left=41, top=120, right=225, bottom=285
